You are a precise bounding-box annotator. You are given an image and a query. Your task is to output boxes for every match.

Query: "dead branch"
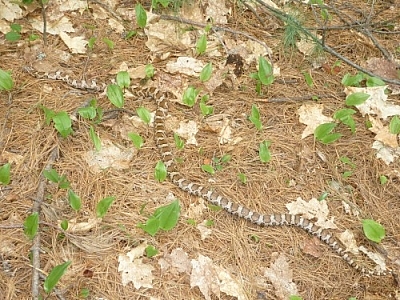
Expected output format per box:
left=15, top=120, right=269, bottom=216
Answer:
left=31, top=146, right=58, bottom=300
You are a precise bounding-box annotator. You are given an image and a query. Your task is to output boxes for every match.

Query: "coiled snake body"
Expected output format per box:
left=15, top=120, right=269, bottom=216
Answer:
left=25, top=66, right=391, bottom=276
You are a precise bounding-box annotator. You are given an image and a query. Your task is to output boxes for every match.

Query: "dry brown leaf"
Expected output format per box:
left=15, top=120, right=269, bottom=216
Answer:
left=286, top=197, right=337, bottom=229
left=190, top=254, right=246, bottom=300
left=368, top=116, right=398, bottom=148
left=345, top=86, right=400, bottom=120
left=264, top=253, right=298, bottom=299
left=301, top=237, right=323, bottom=258
left=84, top=140, right=135, bottom=172
left=298, top=103, right=334, bottom=139
left=118, top=243, right=155, bottom=289
left=158, top=248, right=192, bottom=275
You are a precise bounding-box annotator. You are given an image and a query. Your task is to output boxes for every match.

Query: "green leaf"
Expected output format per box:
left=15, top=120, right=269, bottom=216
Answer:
left=41, top=105, right=55, bottom=125
left=366, top=76, right=385, bottom=87
left=135, top=4, right=147, bottom=28
left=334, top=108, right=356, bottom=120
left=0, top=69, right=14, bottom=91
left=128, top=132, right=144, bottom=149
left=249, top=104, right=262, bottom=130
left=200, top=63, right=212, bottom=82
left=196, top=34, right=207, bottom=55
left=102, top=37, right=114, bottom=50
left=5, top=31, right=21, bottom=41
left=145, top=245, right=159, bottom=258
left=107, top=84, right=124, bottom=108
left=116, top=71, right=130, bottom=88
left=201, top=164, right=215, bottom=174
left=341, top=73, right=364, bottom=87
left=303, top=71, right=314, bottom=87
left=389, top=115, right=400, bottom=134
left=345, top=92, right=370, bottom=106
left=136, top=107, right=151, bottom=124
left=259, top=141, right=271, bottom=163
left=341, top=116, right=356, bottom=133
left=88, top=37, right=96, bottom=50
left=221, top=154, right=231, bottom=163
left=289, top=296, right=303, bottom=300
left=340, top=156, right=356, bottom=168
left=58, top=175, right=70, bottom=189
left=80, top=288, right=90, bottom=298
left=318, top=191, right=328, bottom=201
left=199, top=101, right=213, bottom=116
left=78, top=106, right=96, bottom=119
left=0, top=163, right=11, bottom=185
left=153, top=199, right=180, bottom=231
left=10, top=23, right=22, bottom=33
left=53, top=111, right=73, bottom=138
left=60, top=220, right=69, bottom=231
left=182, top=86, right=199, bottom=107
left=379, top=175, right=388, bottom=185
left=43, top=168, right=61, bottom=183
left=258, top=56, right=274, bottom=86
left=314, top=122, right=336, bottom=139
left=138, top=217, right=160, bottom=236
left=44, top=261, right=72, bottom=293
left=96, top=196, right=116, bottom=218
left=155, top=160, right=167, bottom=182
left=68, top=189, right=82, bottom=211
left=125, top=30, right=137, bottom=39
left=342, top=171, right=352, bottom=178
left=28, top=34, right=39, bottom=41
left=319, top=132, right=342, bottom=144
left=89, top=126, right=101, bottom=151
left=362, top=219, right=385, bottom=243
left=24, top=212, right=39, bottom=240
left=173, top=133, right=184, bottom=150
left=238, top=173, right=247, bottom=184
left=145, top=64, right=154, bottom=78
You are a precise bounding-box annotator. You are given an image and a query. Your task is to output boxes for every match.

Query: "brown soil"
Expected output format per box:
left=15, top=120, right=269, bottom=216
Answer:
left=0, top=1, right=399, bottom=299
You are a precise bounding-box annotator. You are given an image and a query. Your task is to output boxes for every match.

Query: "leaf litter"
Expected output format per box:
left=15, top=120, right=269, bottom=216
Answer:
left=2, top=0, right=399, bottom=299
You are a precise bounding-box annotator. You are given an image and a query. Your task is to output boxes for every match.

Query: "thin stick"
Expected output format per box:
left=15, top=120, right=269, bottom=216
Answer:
left=253, top=0, right=400, bottom=86
left=31, top=146, right=59, bottom=300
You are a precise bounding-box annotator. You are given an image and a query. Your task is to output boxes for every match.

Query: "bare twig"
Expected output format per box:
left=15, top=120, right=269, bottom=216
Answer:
left=38, top=1, right=47, bottom=46
left=31, top=146, right=58, bottom=300
left=253, top=0, right=400, bottom=86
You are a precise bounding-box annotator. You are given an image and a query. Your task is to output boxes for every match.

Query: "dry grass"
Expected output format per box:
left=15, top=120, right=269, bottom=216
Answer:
left=0, top=1, right=399, bottom=299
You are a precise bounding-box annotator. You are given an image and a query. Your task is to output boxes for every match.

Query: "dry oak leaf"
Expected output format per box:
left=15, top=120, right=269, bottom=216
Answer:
left=368, top=116, right=398, bottom=148
left=190, top=254, right=246, bottom=300
left=298, top=103, right=334, bottom=139
left=264, top=253, right=298, bottom=299
left=118, top=243, right=155, bottom=289
left=158, top=248, right=192, bottom=275
left=345, top=85, right=400, bottom=120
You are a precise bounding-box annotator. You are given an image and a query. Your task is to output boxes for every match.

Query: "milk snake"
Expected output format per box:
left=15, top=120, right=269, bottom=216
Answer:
left=24, top=66, right=392, bottom=276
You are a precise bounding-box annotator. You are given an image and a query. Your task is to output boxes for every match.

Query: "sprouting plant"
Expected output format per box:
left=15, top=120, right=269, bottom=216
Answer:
left=182, top=86, right=200, bottom=107
left=41, top=106, right=73, bottom=138
left=196, top=34, right=207, bottom=55
left=250, top=56, right=274, bottom=94
left=135, top=3, right=147, bottom=29
left=249, top=104, right=262, bottom=130
left=5, top=23, right=22, bottom=41
left=137, top=199, right=181, bottom=236
left=43, top=168, right=70, bottom=189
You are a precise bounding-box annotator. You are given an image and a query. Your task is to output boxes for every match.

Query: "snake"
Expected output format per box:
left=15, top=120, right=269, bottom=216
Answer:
left=24, top=65, right=392, bottom=276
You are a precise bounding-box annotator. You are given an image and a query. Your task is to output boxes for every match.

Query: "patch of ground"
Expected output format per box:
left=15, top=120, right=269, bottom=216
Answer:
left=0, top=1, right=399, bottom=299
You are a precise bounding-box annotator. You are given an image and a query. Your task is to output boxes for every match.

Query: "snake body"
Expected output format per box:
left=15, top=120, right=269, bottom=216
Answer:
left=25, top=66, right=391, bottom=276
